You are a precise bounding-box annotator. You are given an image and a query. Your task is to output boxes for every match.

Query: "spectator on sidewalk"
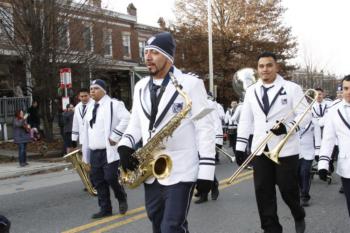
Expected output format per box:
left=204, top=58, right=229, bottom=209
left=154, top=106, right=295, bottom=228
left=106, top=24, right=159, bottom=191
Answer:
left=0, top=214, right=11, bottom=233
left=13, top=109, right=32, bottom=167
left=63, top=104, right=74, bottom=154
left=27, top=100, right=40, bottom=130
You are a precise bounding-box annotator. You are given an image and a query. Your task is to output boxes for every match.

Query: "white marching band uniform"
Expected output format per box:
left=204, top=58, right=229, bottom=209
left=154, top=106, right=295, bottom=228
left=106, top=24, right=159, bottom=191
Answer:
left=71, top=100, right=93, bottom=163
left=81, top=95, right=130, bottom=163
left=118, top=67, right=216, bottom=185
left=236, top=75, right=311, bottom=156
left=299, top=118, right=320, bottom=160
left=311, top=99, right=332, bottom=152
left=208, top=99, right=223, bottom=146
left=318, top=99, right=350, bottom=178
left=229, top=103, right=242, bottom=131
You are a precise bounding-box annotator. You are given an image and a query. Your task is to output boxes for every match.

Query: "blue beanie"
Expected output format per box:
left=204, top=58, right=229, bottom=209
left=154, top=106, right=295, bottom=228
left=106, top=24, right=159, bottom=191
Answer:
left=90, top=79, right=106, bottom=93
left=145, top=32, right=176, bottom=63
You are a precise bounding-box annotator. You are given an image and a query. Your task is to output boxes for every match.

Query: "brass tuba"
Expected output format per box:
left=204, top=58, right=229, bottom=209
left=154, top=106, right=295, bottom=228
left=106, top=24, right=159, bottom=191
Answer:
left=63, top=149, right=97, bottom=196
left=119, top=72, right=192, bottom=189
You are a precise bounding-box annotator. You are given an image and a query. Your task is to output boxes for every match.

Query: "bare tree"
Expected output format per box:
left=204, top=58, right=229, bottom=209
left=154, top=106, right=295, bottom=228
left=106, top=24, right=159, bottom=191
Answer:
left=0, top=0, right=108, bottom=140
left=173, top=0, right=297, bottom=105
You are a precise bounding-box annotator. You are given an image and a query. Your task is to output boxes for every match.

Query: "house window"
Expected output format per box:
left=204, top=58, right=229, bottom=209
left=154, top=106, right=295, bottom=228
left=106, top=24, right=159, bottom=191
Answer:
left=0, top=7, right=13, bottom=38
left=59, top=22, right=70, bottom=49
left=83, top=25, right=93, bottom=52
left=122, top=33, right=131, bottom=59
left=138, top=41, right=145, bottom=62
left=103, top=29, right=112, bottom=57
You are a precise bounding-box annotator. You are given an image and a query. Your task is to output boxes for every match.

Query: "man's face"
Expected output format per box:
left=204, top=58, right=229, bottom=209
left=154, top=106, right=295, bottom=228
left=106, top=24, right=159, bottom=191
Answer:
left=342, top=80, right=350, bottom=103
left=90, top=86, right=105, bottom=102
left=79, top=91, right=90, bottom=104
left=231, top=101, right=237, bottom=108
left=257, top=57, right=278, bottom=84
left=144, top=49, right=168, bottom=76
left=316, top=90, right=324, bottom=103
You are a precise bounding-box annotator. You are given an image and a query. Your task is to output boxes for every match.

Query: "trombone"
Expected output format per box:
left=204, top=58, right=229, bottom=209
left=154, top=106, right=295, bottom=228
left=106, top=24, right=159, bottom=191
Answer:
left=227, top=89, right=318, bottom=184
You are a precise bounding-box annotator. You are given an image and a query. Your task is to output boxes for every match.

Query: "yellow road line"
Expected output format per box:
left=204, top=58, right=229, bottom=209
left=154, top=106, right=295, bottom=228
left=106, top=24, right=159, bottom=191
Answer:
left=90, top=173, right=254, bottom=233
left=61, top=207, right=145, bottom=233
left=62, top=170, right=253, bottom=233
left=90, top=213, right=148, bottom=233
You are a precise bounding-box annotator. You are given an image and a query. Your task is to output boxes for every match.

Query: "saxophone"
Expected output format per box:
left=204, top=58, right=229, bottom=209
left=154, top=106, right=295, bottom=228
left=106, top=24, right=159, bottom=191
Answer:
left=119, top=72, right=192, bottom=189
left=64, top=149, right=97, bottom=196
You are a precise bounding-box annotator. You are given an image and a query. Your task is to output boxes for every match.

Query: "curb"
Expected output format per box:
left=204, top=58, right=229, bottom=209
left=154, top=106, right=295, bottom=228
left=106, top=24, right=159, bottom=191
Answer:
left=0, top=163, right=72, bottom=180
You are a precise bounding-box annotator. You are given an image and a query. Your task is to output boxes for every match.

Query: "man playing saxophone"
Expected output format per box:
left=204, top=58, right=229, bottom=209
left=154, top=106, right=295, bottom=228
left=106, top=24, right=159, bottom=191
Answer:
left=117, top=32, right=216, bottom=233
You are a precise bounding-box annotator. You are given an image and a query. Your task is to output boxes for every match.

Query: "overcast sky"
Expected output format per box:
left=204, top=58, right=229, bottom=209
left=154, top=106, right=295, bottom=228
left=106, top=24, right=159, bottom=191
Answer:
left=103, top=0, right=349, bottom=77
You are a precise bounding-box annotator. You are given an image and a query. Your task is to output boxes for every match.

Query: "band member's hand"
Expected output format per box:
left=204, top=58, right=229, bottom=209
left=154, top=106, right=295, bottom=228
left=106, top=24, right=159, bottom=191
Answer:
left=314, top=155, right=319, bottom=162
left=71, top=141, right=78, bottom=148
left=118, top=146, right=138, bottom=171
left=109, top=138, right=118, bottom=146
left=318, top=169, right=328, bottom=181
left=196, top=179, right=213, bottom=194
left=270, top=121, right=287, bottom=136
left=235, top=150, right=246, bottom=166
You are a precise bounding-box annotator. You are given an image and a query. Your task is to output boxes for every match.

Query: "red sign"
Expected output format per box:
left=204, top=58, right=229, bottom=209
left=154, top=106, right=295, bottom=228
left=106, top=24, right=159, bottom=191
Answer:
left=60, top=68, right=72, bottom=88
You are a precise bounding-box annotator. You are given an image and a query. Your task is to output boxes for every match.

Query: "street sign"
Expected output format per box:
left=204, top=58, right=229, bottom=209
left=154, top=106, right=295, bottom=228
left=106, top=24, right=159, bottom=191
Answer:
left=60, top=68, right=72, bottom=88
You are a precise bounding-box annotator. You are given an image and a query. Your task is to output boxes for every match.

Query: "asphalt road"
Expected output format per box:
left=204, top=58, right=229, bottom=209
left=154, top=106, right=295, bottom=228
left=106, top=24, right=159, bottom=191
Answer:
left=1, top=151, right=349, bottom=233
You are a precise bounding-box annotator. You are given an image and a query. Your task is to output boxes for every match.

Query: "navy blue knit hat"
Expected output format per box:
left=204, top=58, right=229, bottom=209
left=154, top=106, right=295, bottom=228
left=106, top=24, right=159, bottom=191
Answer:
left=145, top=32, right=176, bottom=63
left=90, top=79, right=106, bottom=93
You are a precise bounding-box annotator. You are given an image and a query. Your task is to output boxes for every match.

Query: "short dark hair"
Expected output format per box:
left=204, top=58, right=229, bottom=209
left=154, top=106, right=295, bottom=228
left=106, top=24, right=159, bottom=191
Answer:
left=315, top=87, right=324, bottom=92
left=342, top=75, right=350, bottom=83
left=257, top=52, right=277, bottom=61
left=79, top=88, right=89, bottom=94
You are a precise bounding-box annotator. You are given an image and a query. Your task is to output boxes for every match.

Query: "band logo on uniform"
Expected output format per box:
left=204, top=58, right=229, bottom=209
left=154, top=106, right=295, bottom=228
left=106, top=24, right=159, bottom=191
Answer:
left=281, top=98, right=288, bottom=105
left=172, top=102, right=183, bottom=113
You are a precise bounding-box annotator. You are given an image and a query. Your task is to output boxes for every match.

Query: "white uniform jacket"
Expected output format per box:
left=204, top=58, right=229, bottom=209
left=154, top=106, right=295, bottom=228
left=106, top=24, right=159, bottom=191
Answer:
left=71, top=100, right=93, bottom=163
left=82, top=95, right=130, bottom=164
left=318, top=100, right=350, bottom=178
left=312, top=100, right=332, bottom=127
left=236, top=75, right=311, bottom=157
left=216, top=103, right=225, bottom=123
left=118, top=67, right=216, bottom=186
left=229, top=104, right=242, bottom=129
left=299, top=118, right=320, bottom=160
left=209, top=99, right=223, bottom=145
left=225, top=108, right=236, bottom=127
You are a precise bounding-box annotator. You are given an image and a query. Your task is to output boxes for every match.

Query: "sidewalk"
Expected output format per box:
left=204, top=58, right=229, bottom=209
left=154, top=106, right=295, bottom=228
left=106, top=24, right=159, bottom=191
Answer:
left=0, top=148, right=71, bottom=180
left=0, top=161, right=71, bottom=180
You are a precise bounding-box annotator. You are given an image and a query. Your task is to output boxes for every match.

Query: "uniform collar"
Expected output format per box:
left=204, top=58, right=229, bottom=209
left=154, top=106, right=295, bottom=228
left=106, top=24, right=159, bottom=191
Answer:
left=257, top=74, right=283, bottom=88
left=95, top=94, right=108, bottom=106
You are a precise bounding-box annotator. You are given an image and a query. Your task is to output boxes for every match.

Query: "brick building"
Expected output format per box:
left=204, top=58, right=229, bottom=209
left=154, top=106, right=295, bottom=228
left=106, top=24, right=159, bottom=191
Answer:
left=0, top=0, right=160, bottom=109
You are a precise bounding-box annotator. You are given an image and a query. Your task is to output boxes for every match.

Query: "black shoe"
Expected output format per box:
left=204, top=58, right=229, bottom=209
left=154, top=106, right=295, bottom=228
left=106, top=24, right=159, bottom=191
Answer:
left=194, top=191, right=200, bottom=197
left=194, top=194, right=208, bottom=204
left=301, top=199, right=309, bottom=207
left=295, top=219, right=306, bottom=233
left=91, top=210, right=112, bottom=219
left=19, top=163, right=26, bottom=167
left=119, top=200, right=128, bottom=215
left=211, top=183, right=219, bottom=200
left=339, top=186, right=344, bottom=194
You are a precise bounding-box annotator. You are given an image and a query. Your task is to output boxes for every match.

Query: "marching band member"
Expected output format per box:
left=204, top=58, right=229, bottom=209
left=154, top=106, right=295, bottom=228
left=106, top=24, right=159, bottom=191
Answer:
left=71, top=88, right=93, bottom=163
left=194, top=95, right=221, bottom=204
left=82, top=79, right=130, bottom=218
left=312, top=88, right=332, bottom=155
left=225, top=101, right=238, bottom=148
left=318, top=75, right=350, bottom=217
left=118, top=32, right=215, bottom=233
left=298, top=118, right=320, bottom=207
left=235, top=52, right=309, bottom=233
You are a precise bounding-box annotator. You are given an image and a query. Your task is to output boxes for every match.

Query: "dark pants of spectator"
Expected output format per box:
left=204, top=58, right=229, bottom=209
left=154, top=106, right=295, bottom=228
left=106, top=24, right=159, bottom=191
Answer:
left=17, top=143, right=27, bottom=165
left=144, top=180, right=194, bottom=233
left=90, top=149, right=127, bottom=213
left=228, top=129, right=237, bottom=148
left=341, top=177, right=350, bottom=217
left=253, top=154, right=305, bottom=233
left=298, top=158, right=313, bottom=201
